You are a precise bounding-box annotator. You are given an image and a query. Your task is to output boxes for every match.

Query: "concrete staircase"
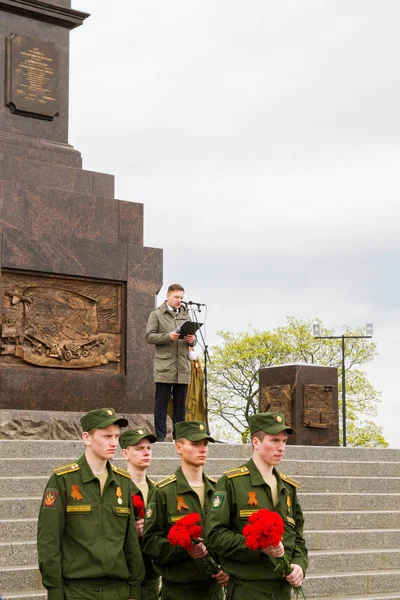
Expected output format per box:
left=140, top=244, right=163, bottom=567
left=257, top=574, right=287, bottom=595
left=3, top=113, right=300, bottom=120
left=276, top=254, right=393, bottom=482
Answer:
left=1, top=440, right=399, bottom=600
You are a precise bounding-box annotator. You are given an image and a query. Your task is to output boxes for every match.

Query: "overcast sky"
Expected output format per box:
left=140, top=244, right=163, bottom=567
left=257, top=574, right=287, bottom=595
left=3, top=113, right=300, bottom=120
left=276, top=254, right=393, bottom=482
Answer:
left=70, top=1, right=400, bottom=447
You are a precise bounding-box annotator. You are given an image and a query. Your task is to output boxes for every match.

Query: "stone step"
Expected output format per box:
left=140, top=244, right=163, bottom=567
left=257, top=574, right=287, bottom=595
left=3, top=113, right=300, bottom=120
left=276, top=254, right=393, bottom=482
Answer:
left=1, top=440, right=400, bottom=462
left=299, top=493, right=400, bottom=511
left=2, top=456, right=399, bottom=478
left=305, top=510, right=400, bottom=530
left=4, top=154, right=114, bottom=198
left=293, top=476, right=400, bottom=494
left=2, top=473, right=400, bottom=499
left=308, top=548, right=400, bottom=573
left=306, top=529, right=400, bottom=551
left=1, top=492, right=400, bottom=519
left=304, top=570, right=400, bottom=597
left=2, top=516, right=399, bottom=550
left=0, top=541, right=37, bottom=567
left=3, top=542, right=399, bottom=574
left=2, top=591, right=46, bottom=600
left=1, top=494, right=398, bottom=532
left=0, top=565, right=43, bottom=594
left=309, top=595, right=400, bottom=600
left=0, top=477, right=47, bottom=497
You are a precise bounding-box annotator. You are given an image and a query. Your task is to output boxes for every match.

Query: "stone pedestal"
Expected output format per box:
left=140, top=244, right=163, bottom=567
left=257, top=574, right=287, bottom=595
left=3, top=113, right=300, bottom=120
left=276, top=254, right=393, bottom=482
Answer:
left=259, top=363, right=339, bottom=446
left=0, top=1, right=163, bottom=433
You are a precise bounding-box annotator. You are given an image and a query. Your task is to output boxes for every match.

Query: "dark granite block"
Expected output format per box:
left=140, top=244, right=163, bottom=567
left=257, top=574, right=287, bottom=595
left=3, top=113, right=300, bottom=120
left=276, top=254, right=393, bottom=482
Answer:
left=2, top=228, right=128, bottom=280
left=0, top=132, right=82, bottom=167
left=5, top=156, right=94, bottom=194
left=125, top=244, right=163, bottom=414
left=118, top=200, right=144, bottom=245
left=0, top=368, right=127, bottom=413
left=259, top=364, right=339, bottom=446
left=93, top=172, right=115, bottom=198
left=0, top=182, right=120, bottom=243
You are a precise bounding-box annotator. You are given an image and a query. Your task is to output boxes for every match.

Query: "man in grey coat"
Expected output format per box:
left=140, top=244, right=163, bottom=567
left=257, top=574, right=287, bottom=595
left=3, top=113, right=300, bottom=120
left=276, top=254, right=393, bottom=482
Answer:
left=145, top=284, right=195, bottom=441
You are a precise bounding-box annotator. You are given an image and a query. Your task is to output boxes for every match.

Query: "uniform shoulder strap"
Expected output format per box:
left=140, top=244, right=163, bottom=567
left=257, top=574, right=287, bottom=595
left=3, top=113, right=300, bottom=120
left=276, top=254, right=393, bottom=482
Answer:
left=279, top=472, right=300, bottom=489
left=224, top=466, right=249, bottom=479
left=156, top=474, right=177, bottom=488
left=111, top=464, right=131, bottom=479
left=53, top=462, right=80, bottom=476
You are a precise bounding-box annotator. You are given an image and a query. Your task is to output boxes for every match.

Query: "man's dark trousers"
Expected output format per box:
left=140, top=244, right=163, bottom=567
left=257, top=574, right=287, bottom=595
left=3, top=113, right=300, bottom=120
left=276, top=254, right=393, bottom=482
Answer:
left=154, top=382, right=188, bottom=439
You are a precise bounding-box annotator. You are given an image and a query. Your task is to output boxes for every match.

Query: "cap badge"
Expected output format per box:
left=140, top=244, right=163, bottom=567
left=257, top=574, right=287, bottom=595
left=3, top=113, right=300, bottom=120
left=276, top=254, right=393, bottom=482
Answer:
left=199, top=424, right=205, bottom=431
left=107, top=409, right=113, bottom=416
left=116, top=486, right=123, bottom=505
left=247, top=491, right=258, bottom=507
left=71, top=485, right=83, bottom=501
left=138, top=429, right=144, bottom=435
left=277, top=415, right=283, bottom=423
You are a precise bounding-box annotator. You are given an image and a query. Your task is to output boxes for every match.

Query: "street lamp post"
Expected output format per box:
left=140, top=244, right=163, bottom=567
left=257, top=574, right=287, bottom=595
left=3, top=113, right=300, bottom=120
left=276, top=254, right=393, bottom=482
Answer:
left=312, top=323, right=373, bottom=447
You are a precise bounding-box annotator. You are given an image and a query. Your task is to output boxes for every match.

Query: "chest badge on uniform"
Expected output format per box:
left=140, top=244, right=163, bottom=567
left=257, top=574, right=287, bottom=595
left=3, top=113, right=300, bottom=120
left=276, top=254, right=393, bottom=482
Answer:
left=71, top=485, right=83, bottom=501
left=212, top=493, right=225, bottom=509
left=116, top=486, right=123, bottom=505
left=146, top=503, right=154, bottom=519
left=43, top=490, right=58, bottom=508
left=176, top=496, right=189, bottom=512
left=287, top=496, right=291, bottom=514
left=247, top=491, right=258, bottom=507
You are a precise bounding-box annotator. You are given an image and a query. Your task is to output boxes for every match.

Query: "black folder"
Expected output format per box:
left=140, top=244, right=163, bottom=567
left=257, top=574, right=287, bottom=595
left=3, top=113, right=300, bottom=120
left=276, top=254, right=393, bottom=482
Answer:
left=178, top=320, right=203, bottom=339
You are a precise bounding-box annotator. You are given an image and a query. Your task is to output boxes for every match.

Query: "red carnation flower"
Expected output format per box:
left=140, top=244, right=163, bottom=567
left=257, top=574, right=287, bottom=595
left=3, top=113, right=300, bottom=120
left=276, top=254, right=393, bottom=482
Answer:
left=132, top=494, right=145, bottom=519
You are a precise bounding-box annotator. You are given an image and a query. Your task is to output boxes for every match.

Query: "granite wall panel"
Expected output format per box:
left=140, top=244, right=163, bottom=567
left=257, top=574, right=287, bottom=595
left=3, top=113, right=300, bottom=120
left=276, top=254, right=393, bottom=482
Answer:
left=0, top=368, right=127, bottom=412
left=93, top=172, right=115, bottom=199
left=0, top=182, right=120, bottom=243
left=2, top=228, right=128, bottom=280
left=119, top=200, right=144, bottom=245
left=125, top=244, right=163, bottom=413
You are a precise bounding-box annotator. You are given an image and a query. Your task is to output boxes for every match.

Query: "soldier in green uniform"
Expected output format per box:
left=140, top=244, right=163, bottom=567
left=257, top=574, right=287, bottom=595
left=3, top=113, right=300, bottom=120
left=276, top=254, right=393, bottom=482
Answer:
left=119, top=428, right=159, bottom=600
left=206, top=412, right=308, bottom=600
left=37, top=408, right=145, bottom=600
left=142, top=421, right=229, bottom=600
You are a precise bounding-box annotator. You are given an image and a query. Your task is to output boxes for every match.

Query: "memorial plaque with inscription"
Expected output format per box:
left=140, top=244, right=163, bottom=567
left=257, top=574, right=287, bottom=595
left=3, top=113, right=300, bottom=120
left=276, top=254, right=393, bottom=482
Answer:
left=0, top=271, right=124, bottom=372
left=5, top=34, right=59, bottom=120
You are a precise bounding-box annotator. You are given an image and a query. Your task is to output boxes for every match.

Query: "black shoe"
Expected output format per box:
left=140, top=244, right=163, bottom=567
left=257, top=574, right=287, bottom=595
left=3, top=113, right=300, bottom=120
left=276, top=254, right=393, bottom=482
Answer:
left=157, top=437, right=166, bottom=442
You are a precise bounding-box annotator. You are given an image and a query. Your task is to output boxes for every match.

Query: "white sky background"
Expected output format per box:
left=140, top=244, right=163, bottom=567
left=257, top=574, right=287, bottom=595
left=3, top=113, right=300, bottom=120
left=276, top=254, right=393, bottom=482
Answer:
left=69, top=1, right=400, bottom=447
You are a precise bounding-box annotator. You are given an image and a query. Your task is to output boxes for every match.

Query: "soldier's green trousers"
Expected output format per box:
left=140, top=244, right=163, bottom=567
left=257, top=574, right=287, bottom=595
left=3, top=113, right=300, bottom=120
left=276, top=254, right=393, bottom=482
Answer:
left=142, top=582, right=160, bottom=600
left=160, top=579, right=222, bottom=600
left=226, top=578, right=291, bottom=600
left=64, top=584, right=130, bottom=600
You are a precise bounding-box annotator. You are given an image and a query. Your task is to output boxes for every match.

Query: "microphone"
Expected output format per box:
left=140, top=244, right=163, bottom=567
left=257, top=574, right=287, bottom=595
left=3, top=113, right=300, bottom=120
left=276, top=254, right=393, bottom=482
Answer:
left=187, top=301, right=206, bottom=306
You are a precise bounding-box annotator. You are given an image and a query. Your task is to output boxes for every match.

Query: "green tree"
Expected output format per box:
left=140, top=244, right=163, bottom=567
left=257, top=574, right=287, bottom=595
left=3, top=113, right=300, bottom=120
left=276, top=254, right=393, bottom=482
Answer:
left=207, top=317, right=387, bottom=447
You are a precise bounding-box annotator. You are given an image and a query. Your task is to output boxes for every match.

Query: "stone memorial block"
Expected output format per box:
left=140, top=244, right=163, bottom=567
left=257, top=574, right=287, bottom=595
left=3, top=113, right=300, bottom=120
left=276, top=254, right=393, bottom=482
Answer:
left=0, top=1, right=163, bottom=437
left=259, top=363, right=339, bottom=446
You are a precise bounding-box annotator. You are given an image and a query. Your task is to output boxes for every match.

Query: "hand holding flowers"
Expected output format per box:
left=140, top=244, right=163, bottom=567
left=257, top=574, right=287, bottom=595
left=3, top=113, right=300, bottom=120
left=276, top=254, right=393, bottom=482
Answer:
left=243, top=508, right=305, bottom=599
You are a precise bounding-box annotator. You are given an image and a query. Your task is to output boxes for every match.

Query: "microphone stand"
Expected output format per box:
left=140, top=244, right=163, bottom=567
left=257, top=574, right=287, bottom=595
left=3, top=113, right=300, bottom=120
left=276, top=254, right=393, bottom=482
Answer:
left=187, top=303, right=211, bottom=435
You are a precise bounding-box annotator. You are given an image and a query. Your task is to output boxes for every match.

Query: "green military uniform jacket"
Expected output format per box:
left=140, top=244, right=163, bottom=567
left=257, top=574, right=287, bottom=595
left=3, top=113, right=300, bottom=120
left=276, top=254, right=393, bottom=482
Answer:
left=37, top=454, right=145, bottom=600
left=205, top=458, right=308, bottom=582
left=131, top=477, right=159, bottom=589
left=142, top=467, right=219, bottom=588
left=145, top=302, right=193, bottom=384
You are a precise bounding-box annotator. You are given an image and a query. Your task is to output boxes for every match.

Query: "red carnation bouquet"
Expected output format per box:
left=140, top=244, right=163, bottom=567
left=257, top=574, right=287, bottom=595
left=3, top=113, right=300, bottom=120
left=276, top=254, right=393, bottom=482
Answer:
left=132, top=494, right=145, bottom=519
left=167, top=512, right=221, bottom=575
left=243, top=508, right=305, bottom=599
